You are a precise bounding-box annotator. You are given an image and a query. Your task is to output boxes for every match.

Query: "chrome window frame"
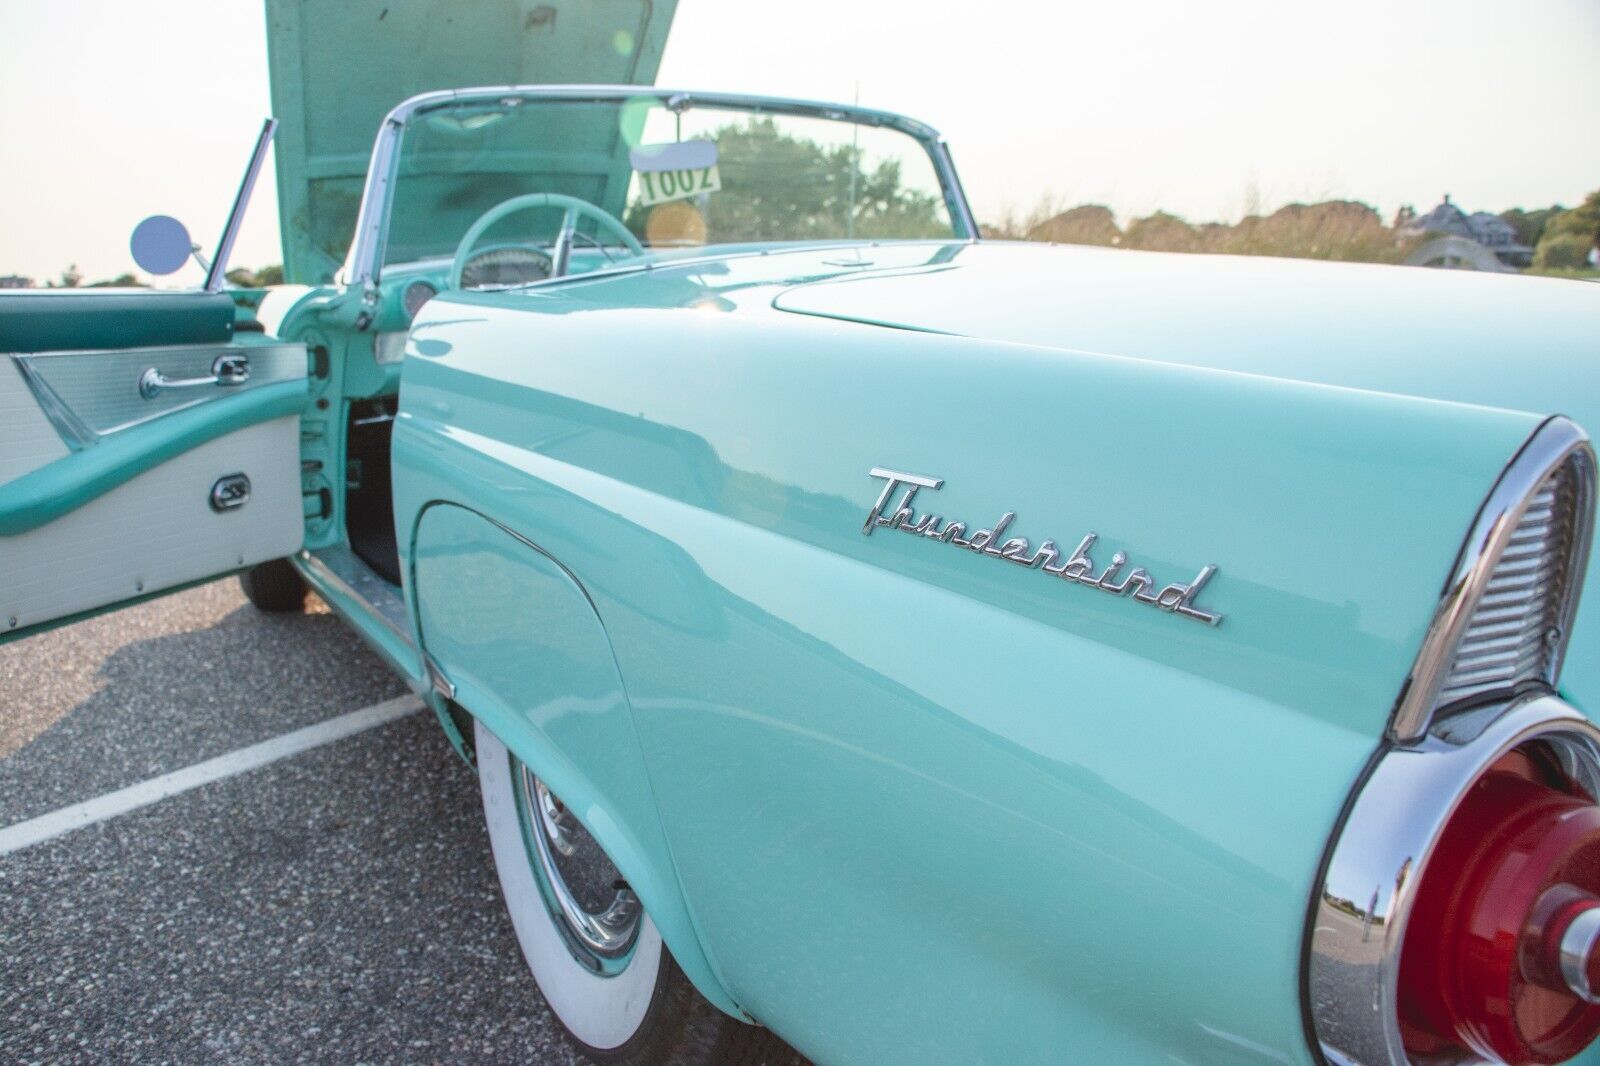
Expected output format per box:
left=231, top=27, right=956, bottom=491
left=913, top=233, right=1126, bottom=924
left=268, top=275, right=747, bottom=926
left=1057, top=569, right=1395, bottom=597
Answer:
left=339, top=85, right=979, bottom=289
left=204, top=118, right=277, bottom=293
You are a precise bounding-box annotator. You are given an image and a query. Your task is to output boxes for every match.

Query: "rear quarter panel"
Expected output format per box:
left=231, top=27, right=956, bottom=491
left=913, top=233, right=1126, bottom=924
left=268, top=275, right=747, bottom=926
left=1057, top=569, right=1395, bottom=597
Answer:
left=393, top=279, right=1541, bottom=1064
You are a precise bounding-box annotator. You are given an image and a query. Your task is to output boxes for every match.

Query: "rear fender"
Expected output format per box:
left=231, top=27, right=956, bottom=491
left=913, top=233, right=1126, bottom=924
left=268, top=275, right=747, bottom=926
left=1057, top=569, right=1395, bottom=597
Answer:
left=391, top=288, right=1556, bottom=1060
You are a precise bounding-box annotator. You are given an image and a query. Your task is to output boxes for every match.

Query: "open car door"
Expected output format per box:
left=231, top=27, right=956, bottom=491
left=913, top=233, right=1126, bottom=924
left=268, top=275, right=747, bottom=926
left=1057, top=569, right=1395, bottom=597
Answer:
left=0, top=293, right=306, bottom=642
left=0, top=127, right=307, bottom=644
left=0, top=289, right=307, bottom=643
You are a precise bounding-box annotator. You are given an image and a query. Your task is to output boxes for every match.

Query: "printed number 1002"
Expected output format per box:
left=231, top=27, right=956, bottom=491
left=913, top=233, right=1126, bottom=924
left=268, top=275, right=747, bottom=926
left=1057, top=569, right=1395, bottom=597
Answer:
left=636, top=165, right=722, bottom=207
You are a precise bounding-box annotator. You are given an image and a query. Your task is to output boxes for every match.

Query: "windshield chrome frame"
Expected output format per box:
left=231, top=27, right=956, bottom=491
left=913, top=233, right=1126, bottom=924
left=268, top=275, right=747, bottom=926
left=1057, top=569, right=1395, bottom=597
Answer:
left=340, top=85, right=977, bottom=288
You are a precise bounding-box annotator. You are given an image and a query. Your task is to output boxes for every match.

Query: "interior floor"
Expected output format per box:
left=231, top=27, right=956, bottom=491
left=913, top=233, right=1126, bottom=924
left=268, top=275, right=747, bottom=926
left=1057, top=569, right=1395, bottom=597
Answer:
left=345, top=397, right=401, bottom=586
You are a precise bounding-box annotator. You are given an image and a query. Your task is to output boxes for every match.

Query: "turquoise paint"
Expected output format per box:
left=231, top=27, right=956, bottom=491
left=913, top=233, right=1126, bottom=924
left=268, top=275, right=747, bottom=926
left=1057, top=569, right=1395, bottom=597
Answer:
left=398, top=501, right=745, bottom=1021
left=766, top=241, right=1600, bottom=712
left=508, top=240, right=1600, bottom=714
left=766, top=242, right=1600, bottom=419
left=391, top=241, right=1559, bottom=1062
left=4, top=126, right=1577, bottom=1054
left=0, top=379, right=306, bottom=536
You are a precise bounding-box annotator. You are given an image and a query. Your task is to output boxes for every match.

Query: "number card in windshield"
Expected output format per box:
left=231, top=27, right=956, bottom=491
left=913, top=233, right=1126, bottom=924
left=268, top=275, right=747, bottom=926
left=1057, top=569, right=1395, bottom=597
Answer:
left=630, top=140, right=722, bottom=208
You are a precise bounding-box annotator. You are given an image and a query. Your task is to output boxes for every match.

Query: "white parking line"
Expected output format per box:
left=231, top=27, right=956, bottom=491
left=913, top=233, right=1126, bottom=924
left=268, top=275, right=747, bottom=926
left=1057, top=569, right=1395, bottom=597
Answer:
left=0, top=694, right=424, bottom=856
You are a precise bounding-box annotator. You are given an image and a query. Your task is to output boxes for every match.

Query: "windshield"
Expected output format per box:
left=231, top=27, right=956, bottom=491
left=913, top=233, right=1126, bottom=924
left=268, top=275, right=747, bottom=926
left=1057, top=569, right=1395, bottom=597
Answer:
left=378, top=95, right=959, bottom=278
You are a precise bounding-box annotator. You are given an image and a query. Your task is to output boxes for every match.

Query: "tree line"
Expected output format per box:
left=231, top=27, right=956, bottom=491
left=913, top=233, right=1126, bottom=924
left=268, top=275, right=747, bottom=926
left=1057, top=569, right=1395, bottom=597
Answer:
left=14, top=183, right=1597, bottom=287
left=985, top=189, right=1600, bottom=275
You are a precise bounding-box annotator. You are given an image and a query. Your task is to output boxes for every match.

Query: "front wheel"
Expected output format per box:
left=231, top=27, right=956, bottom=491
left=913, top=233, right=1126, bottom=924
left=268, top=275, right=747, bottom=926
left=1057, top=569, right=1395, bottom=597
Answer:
left=474, top=721, right=802, bottom=1065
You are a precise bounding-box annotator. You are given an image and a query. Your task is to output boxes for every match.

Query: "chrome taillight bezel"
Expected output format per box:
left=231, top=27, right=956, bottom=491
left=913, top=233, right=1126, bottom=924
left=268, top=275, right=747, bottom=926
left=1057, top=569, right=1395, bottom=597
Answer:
left=1308, top=696, right=1600, bottom=1066
left=1308, top=416, right=1598, bottom=1065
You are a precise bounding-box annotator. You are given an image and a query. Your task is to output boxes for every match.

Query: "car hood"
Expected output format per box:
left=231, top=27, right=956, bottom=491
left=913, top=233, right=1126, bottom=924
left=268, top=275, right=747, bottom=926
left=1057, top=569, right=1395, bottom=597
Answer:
left=264, top=0, right=676, bottom=284
left=772, top=240, right=1599, bottom=423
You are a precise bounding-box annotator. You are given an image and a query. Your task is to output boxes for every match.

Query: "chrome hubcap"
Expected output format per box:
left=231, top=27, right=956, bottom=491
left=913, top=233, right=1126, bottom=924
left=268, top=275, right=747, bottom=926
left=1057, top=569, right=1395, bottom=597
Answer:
left=513, top=759, right=642, bottom=968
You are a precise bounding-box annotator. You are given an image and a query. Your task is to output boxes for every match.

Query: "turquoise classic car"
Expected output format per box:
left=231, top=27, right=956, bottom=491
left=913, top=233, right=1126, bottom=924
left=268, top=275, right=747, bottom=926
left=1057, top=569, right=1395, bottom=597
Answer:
left=4, top=4, right=1600, bottom=1064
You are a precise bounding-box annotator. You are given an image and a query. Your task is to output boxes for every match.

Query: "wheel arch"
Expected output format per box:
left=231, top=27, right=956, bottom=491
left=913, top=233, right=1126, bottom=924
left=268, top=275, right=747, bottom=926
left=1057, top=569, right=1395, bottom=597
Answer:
left=406, top=500, right=747, bottom=1023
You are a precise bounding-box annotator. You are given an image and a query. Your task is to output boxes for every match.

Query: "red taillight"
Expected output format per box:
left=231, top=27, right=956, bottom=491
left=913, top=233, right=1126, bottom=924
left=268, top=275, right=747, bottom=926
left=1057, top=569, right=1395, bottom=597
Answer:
left=1400, top=746, right=1600, bottom=1064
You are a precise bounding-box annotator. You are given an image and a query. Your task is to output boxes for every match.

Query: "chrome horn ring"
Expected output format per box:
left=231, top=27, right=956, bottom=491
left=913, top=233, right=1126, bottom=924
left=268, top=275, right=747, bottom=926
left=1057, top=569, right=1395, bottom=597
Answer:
left=512, top=759, right=642, bottom=970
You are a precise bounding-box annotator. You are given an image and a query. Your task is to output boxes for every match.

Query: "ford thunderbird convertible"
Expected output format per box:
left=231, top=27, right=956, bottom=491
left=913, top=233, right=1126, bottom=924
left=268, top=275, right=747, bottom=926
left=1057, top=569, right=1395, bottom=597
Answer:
left=4, top=7, right=1600, bottom=1065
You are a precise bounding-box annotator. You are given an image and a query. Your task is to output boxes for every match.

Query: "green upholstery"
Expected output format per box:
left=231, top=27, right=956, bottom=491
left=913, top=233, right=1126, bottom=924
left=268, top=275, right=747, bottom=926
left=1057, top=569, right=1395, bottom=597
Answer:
left=0, top=290, right=235, bottom=353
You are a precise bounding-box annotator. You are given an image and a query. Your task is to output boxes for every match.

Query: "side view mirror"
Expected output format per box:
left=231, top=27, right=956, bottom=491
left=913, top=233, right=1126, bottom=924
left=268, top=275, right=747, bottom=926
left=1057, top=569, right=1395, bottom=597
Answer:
left=129, top=215, right=196, bottom=276
left=127, top=118, right=278, bottom=288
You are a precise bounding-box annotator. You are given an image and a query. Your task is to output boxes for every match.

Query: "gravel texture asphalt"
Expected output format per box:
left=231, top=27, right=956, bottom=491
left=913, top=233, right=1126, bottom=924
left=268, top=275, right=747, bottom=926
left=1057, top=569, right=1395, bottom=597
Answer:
left=0, top=578, right=586, bottom=1065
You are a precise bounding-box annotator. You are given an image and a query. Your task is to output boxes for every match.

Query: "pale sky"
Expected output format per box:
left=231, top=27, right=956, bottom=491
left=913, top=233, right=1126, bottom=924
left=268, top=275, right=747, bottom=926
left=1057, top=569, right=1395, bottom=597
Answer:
left=2, top=0, right=1597, bottom=284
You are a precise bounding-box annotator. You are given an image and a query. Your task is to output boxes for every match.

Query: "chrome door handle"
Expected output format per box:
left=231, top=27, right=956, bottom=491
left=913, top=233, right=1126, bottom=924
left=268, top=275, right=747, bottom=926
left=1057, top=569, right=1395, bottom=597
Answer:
left=139, top=354, right=250, bottom=399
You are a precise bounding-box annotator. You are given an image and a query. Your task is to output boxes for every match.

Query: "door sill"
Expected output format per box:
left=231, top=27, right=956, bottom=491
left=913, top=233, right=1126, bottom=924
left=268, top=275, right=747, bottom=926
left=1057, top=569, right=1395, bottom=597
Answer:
left=296, top=544, right=413, bottom=654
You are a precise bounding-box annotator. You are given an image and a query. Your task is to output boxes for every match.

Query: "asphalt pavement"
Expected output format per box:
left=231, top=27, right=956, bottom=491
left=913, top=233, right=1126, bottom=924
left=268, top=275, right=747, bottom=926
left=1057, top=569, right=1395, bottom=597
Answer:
left=0, top=578, right=585, bottom=1065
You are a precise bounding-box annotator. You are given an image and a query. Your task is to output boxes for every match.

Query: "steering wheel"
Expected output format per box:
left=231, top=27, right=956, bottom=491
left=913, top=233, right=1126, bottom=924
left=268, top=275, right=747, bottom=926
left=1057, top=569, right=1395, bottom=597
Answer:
left=448, top=193, right=644, bottom=289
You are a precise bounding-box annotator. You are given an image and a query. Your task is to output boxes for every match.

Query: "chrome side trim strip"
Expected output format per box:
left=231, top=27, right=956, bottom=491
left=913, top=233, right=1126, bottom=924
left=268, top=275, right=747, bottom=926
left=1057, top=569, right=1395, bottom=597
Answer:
left=423, top=654, right=455, bottom=702
left=1308, top=695, right=1600, bottom=1065
left=1390, top=416, right=1596, bottom=743
left=8, top=354, right=97, bottom=450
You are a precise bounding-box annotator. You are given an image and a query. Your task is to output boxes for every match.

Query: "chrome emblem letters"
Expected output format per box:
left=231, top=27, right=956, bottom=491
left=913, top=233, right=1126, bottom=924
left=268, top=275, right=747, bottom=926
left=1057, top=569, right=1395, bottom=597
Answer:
left=862, top=468, right=1223, bottom=626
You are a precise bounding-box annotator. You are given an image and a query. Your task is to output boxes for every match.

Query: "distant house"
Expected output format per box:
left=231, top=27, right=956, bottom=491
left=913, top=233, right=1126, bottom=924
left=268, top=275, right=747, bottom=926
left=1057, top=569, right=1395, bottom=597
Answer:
left=1400, top=195, right=1534, bottom=268
left=0, top=275, right=32, bottom=289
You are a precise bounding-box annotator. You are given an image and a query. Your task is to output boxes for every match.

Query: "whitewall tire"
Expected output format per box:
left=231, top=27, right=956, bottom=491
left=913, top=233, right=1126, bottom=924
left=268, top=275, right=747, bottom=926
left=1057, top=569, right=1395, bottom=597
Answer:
left=475, top=720, right=804, bottom=1065
left=477, top=720, right=664, bottom=1052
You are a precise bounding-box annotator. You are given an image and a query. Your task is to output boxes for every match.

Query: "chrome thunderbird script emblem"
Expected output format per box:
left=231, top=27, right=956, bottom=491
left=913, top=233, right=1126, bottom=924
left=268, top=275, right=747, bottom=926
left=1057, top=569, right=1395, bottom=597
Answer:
left=863, top=468, right=1223, bottom=626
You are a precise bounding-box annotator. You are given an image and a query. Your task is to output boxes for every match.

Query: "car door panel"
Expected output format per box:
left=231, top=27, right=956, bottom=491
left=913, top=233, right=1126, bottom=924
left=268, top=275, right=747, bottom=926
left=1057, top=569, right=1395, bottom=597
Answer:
left=0, top=294, right=307, bottom=642
left=0, top=416, right=302, bottom=633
